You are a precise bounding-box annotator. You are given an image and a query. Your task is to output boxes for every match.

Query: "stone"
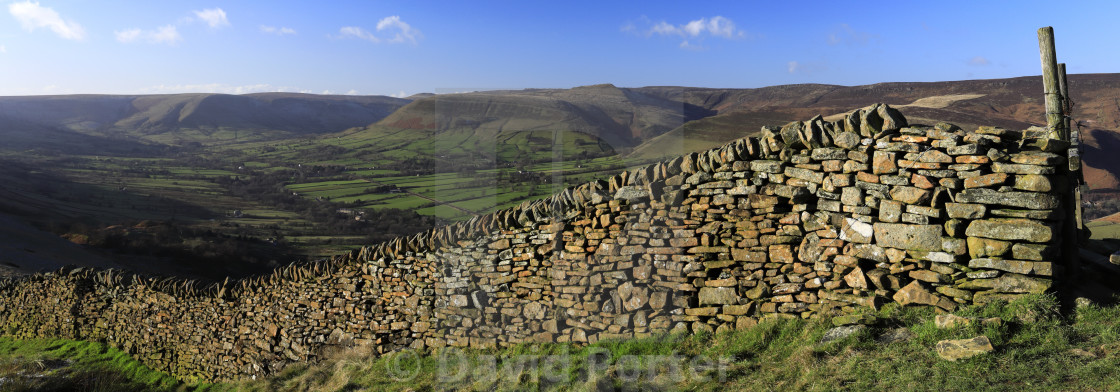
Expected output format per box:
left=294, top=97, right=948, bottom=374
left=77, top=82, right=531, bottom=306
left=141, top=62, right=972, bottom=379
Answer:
left=955, top=188, right=1059, bottom=210
left=872, top=151, right=898, bottom=174
left=699, top=287, right=738, bottom=305
left=935, top=314, right=973, bottom=329
left=745, top=283, right=770, bottom=299
left=958, top=273, right=1051, bottom=293
left=840, top=218, right=874, bottom=243
left=936, top=336, right=994, bottom=361
left=524, top=302, right=546, bottom=319
left=849, top=244, right=888, bottom=263
left=917, top=150, right=954, bottom=163
left=879, top=200, right=903, bottom=223
left=945, top=203, right=986, bottom=219
left=785, top=167, right=825, bottom=183
left=1011, top=243, right=1056, bottom=261
left=968, top=259, right=1052, bottom=276
left=1013, top=174, right=1056, bottom=192
left=991, top=162, right=1055, bottom=175
left=963, top=173, right=1009, bottom=189
left=821, top=325, right=867, bottom=343
left=889, top=186, right=931, bottom=205
left=873, top=223, right=942, bottom=251
left=832, top=313, right=878, bottom=326
left=834, top=132, right=861, bottom=150
left=892, top=281, right=955, bottom=310
left=967, top=237, right=1012, bottom=258
left=965, top=219, right=1055, bottom=243
left=751, top=160, right=783, bottom=173
left=845, top=267, right=869, bottom=289
left=1011, top=151, right=1064, bottom=166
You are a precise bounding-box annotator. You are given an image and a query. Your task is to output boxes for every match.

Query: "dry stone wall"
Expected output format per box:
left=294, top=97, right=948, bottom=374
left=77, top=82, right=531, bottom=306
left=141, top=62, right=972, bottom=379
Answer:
left=0, top=104, right=1075, bottom=381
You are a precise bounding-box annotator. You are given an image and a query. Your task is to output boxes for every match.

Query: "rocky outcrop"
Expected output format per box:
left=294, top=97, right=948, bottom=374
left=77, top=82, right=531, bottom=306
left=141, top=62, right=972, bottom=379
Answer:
left=0, top=104, right=1073, bottom=381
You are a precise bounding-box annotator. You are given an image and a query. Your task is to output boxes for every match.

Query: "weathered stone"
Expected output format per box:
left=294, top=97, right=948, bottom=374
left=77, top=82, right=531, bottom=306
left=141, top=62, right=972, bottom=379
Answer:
left=524, top=302, right=546, bottom=319
left=955, top=188, right=1059, bottom=210
left=698, top=287, right=738, bottom=306
left=872, top=151, right=898, bottom=174
left=844, top=267, right=869, bottom=289
left=991, top=162, right=1055, bottom=175
left=1011, top=243, right=1056, bottom=261
left=745, top=283, right=769, bottom=299
left=935, top=314, right=973, bottom=329
left=958, top=273, right=1052, bottom=293
left=879, top=199, right=903, bottom=223
left=967, top=237, right=1012, bottom=258
left=909, top=250, right=956, bottom=264
left=840, top=217, right=874, bottom=243
left=990, top=209, right=1063, bottom=221
left=751, top=160, right=783, bottom=173
left=873, top=223, right=942, bottom=251
left=963, top=173, right=1009, bottom=189
left=945, top=203, right=986, bottom=219
left=1011, top=151, right=1064, bottom=166
left=821, top=325, right=867, bottom=343
left=968, top=259, right=1052, bottom=276
left=1013, top=174, right=1056, bottom=192
left=936, top=336, right=994, bottom=361
left=834, top=132, right=861, bottom=150
left=892, top=281, right=955, bottom=310
left=916, top=149, right=953, bottom=163
left=849, top=244, right=888, bottom=263
left=889, top=186, right=931, bottom=205
left=965, top=219, right=1056, bottom=243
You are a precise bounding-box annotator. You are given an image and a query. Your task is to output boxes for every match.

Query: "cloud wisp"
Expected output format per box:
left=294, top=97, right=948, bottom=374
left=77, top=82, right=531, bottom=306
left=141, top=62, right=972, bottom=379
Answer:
left=8, top=1, right=85, bottom=40
left=625, top=16, right=748, bottom=50
left=116, top=25, right=181, bottom=45
left=338, top=16, right=422, bottom=44
left=115, top=7, right=229, bottom=45
left=193, top=8, right=229, bottom=29
left=968, top=56, right=991, bottom=66
left=260, top=25, right=296, bottom=35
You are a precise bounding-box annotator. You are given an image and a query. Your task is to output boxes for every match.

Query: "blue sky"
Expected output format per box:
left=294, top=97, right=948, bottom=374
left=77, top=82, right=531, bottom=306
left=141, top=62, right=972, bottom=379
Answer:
left=1, top=0, right=1118, bottom=97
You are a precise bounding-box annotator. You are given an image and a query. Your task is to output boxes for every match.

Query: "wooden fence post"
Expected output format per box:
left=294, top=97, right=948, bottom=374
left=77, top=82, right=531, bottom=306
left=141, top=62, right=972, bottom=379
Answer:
left=1038, top=27, right=1066, bottom=140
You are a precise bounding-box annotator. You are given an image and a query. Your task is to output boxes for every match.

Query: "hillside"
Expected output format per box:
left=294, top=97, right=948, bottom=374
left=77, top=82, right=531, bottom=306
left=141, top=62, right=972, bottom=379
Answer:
left=627, top=74, right=1120, bottom=190
left=0, top=93, right=411, bottom=146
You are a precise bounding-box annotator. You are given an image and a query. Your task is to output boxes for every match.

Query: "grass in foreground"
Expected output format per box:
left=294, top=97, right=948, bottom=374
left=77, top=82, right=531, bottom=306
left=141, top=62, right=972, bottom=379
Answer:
left=4, top=294, right=1120, bottom=391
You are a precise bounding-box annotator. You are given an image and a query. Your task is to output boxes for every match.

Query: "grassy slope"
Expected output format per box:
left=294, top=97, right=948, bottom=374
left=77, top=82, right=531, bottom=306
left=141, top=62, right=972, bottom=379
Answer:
left=6, top=295, right=1118, bottom=391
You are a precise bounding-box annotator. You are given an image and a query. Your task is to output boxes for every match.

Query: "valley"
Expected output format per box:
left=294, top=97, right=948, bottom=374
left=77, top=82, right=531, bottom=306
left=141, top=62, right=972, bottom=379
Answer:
left=3, top=74, right=1120, bottom=280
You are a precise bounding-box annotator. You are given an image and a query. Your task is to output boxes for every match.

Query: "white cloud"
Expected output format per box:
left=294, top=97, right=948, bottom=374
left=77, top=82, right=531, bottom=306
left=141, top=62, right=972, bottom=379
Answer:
left=629, top=16, right=747, bottom=49
left=260, top=25, right=296, bottom=35
left=391, top=90, right=407, bottom=98
left=346, top=89, right=359, bottom=95
left=8, top=1, right=85, bottom=40
left=338, top=16, right=422, bottom=44
left=828, top=24, right=876, bottom=46
left=0, top=45, right=6, bottom=53
left=968, top=56, right=991, bottom=66
left=787, top=61, right=799, bottom=74
left=193, top=8, right=229, bottom=29
left=116, top=25, right=181, bottom=45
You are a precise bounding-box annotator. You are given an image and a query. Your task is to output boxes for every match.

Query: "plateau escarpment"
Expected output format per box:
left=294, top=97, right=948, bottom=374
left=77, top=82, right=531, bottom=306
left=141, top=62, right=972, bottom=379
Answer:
left=0, top=104, right=1078, bottom=381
